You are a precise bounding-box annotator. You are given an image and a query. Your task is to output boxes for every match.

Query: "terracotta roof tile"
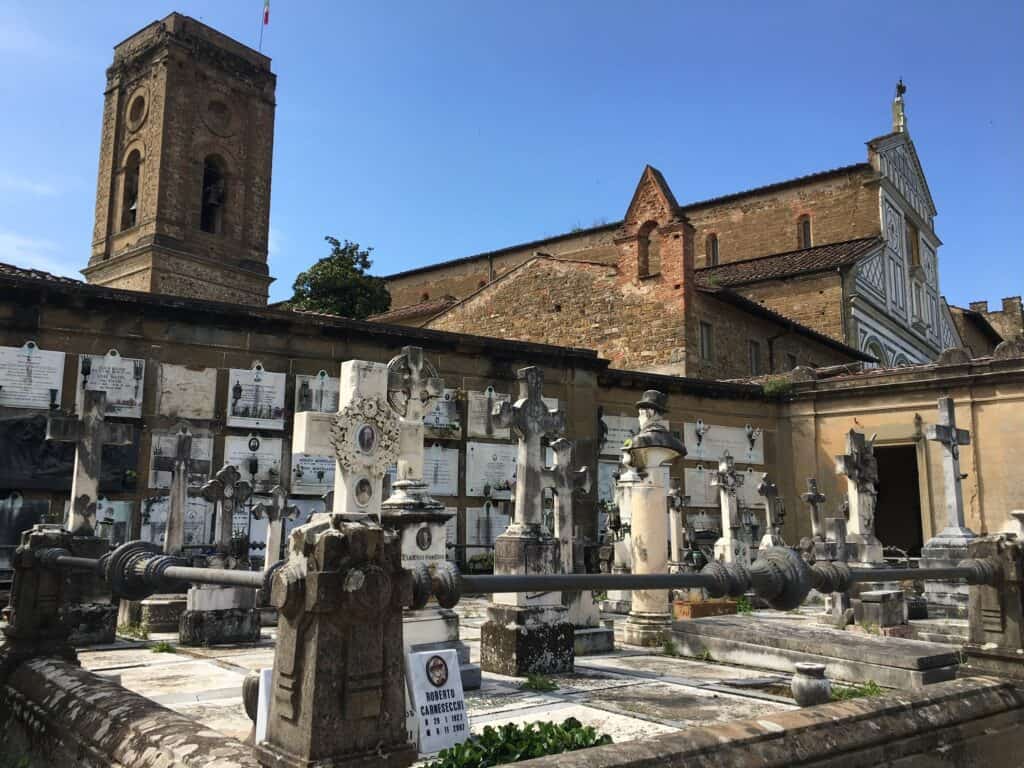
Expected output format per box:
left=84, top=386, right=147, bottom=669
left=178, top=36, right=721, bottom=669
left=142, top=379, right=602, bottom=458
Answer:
left=367, top=295, right=459, bottom=323
left=695, top=237, right=882, bottom=288
left=0, top=262, right=83, bottom=286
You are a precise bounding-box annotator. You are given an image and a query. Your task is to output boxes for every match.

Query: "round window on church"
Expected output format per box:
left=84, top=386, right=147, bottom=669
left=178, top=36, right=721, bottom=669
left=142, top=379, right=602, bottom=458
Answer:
left=205, top=99, right=233, bottom=136
left=127, top=94, right=147, bottom=131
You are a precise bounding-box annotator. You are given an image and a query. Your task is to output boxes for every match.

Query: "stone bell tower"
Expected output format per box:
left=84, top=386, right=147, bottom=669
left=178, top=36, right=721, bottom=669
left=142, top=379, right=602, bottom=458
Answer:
left=82, top=13, right=275, bottom=306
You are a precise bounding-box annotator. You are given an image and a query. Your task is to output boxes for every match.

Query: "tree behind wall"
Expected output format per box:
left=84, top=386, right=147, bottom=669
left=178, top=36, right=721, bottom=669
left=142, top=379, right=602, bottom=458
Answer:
left=289, top=236, right=391, bottom=319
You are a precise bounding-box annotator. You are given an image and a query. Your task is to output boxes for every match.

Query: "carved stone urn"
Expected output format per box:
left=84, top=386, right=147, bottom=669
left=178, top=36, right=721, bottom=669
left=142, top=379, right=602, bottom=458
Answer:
left=791, top=662, right=831, bottom=706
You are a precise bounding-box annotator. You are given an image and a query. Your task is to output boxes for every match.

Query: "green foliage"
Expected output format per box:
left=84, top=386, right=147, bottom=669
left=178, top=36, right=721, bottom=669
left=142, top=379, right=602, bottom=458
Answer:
left=466, top=552, right=494, bottom=573
left=519, top=674, right=558, bottom=692
left=661, top=637, right=680, bottom=657
left=289, top=236, right=390, bottom=319
left=150, top=641, right=176, bottom=654
left=761, top=376, right=794, bottom=398
left=425, top=717, right=612, bottom=768
left=117, top=622, right=149, bottom=640
left=735, top=595, right=753, bottom=614
left=698, top=648, right=714, bottom=663
left=830, top=680, right=883, bottom=701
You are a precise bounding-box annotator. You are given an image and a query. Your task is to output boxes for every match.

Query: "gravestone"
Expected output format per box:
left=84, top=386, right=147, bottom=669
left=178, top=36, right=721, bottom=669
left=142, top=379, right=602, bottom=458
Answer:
left=601, top=458, right=634, bottom=615
left=835, top=429, right=884, bottom=564
left=480, top=366, right=574, bottom=675
left=757, top=474, right=786, bottom=550
left=667, top=481, right=689, bottom=573
left=711, top=452, right=750, bottom=566
left=45, top=390, right=133, bottom=644
left=380, top=347, right=480, bottom=689
left=178, top=464, right=260, bottom=645
left=800, top=478, right=827, bottom=559
left=620, top=390, right=686, bottom=647
left=919, top=396, right=977, bottom=618
left=253, top=485, right=299, bottom=571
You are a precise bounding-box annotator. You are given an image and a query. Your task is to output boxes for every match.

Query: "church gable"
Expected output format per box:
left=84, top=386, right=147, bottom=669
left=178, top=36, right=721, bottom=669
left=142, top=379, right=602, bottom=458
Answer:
left=621, top=165, right=681, bottom=231
left=869, top=133, right=937, bottom=223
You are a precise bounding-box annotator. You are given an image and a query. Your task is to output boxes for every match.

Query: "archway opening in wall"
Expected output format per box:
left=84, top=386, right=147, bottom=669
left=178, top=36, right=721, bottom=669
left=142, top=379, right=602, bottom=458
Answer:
left=120, top=150, right=141, bottom=231
left=873, top=444, right=923, bottom=556
left=200, top=155, right=226, bottom=234
left=637, top=221, right=660, bottom=277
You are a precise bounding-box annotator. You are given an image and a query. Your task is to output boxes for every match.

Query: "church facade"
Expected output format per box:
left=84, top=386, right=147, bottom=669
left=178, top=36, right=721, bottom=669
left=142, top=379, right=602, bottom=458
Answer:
left=381, top=88, right=963, bottom=374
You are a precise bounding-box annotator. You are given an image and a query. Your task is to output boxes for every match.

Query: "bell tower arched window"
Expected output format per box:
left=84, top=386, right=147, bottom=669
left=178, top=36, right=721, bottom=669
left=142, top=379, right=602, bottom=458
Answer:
left=637, top=221, right=660, bottom=277
left=120, top=150, right=141, bottom=231
left=200, top=155, right=226, bottom=234
left=797, top=215, right=812, bottom=249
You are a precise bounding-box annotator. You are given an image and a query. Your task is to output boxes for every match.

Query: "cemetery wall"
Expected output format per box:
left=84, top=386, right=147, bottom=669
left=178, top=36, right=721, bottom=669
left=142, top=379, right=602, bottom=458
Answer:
left=782, top=353, right=1024, bottom=542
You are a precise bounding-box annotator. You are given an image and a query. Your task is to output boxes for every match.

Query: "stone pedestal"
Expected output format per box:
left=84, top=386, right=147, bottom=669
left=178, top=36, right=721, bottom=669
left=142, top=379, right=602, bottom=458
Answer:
left=854, top=590, right=906, bottom=628
left=600, top=537, right=632, bottom=614
left=63, top=534, right=116, bottom=646
left=621, top=476, right=671, bottom=647
left=178, top=585, right=260, bottom=646
left=920, top=531, right=974, bottom=619
left=481, top=528, right=574, bottom=675
left=119, top=594, right=187, bottom=633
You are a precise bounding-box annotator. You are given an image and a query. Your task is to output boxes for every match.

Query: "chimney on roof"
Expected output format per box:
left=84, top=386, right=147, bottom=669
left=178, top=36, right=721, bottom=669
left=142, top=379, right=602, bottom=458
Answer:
left=892, top=79, right=908, bottom=134
left=969, top=300, right=989, bottom=314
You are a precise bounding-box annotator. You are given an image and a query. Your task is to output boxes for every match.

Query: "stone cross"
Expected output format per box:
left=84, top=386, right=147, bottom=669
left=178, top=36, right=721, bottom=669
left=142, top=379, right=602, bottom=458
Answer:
left=200, top=464, right=253, bottom=554
left=710, top=451, right=749, bottom=565
left=386, top=346, right=444, bottom=486
left=667, top=481, right=690, bottom=570
left=151, top=424, right=211, bottom=554
left=801, top=478, right=827, bottom=542
left=252, top=485, right=299, bottom=571
left=542, top=438, right=589, bottom=574
left=46, top=390, right=134, bottom=536
left=834, top=429, right=883, bottom=564
left=492, top=367, right=566, bottom=529
left=757, top=474, right=786, bottom=549
left=925, top=396, right=972, bottom=536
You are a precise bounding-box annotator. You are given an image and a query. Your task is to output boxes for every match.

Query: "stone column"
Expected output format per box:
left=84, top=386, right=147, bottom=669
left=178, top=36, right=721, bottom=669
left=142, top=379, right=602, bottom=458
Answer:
left=834, top=429, right=884, bottom=564
left=920, top=396, right=977, bottom=618
left=711, top=452, right=750, bottom=566
left=621, top=391, right=686, bottom=647
left=481, top=367, right=574, bottom=675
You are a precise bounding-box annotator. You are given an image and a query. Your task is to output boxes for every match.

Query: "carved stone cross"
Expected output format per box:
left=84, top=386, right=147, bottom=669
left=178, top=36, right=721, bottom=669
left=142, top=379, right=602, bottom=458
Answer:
left=493, top=367, right=565, bottom=528
left=252, top=485, right=300, bottom=571
left=710, top=451, right=748, bottom=564
left=151, top=424, right=211, bottom=554
left=46, top=390, right=134, bottom=536
left=801, top=478, right=827, bottom=541
left=667, top=481, right=691, bottom=568
left=542, top=438, right=589, bottom=574
left=925, top=396, right=971, bottom=534
left=386, top=346, right=444, bottom=485
left=201, top=464, right=253, bottom=553
left=834, top=429, right=882, bottom=563
left=757, top=473, right=785, bottom=548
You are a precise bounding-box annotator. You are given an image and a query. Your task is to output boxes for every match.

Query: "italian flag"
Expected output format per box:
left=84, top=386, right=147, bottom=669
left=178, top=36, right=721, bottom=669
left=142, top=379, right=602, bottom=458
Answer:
left=263, top=0, right=270, bottom=25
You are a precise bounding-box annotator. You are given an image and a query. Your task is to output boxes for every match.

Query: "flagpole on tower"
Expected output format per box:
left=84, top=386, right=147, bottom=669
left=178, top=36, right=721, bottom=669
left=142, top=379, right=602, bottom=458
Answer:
left=258, top=0, right=269, bottom=52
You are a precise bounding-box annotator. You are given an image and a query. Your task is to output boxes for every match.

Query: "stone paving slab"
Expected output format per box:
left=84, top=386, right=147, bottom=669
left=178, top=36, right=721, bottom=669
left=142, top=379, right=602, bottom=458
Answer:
left=578, top=654, right=781, bottom=683
left=114, top=658, right=247, bottom=698
left=174, top=697, right=252, bottom=742
left=78, top=646, right=193, bottom=671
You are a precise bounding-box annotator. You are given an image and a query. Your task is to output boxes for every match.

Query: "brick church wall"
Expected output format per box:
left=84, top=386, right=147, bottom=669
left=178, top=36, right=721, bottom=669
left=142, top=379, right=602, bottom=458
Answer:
left=736, top=272, right=847, bottom=343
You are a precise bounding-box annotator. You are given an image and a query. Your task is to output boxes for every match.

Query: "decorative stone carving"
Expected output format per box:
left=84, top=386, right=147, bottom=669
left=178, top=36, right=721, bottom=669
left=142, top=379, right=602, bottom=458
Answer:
left=834, top=429, right=883, bottom=564
left=711, top=452, right=749, bottom=566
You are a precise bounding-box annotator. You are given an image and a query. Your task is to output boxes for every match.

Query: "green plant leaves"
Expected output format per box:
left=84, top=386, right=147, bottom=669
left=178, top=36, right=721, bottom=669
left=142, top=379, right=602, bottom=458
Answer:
left=425, top=717, right=613, bottom=768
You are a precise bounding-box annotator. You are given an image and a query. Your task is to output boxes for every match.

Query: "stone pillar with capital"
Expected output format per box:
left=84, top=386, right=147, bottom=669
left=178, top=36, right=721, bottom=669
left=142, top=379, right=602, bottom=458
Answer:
left=620, top=390, right=686, bottom=647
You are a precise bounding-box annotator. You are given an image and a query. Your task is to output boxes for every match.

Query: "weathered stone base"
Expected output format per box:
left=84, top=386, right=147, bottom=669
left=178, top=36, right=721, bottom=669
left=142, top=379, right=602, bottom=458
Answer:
left=481, top=604, right=574, bottom=676
left=64, top=603, right=116, bottom=646
left=920, top=540, right=973, bottom=619
left=141, top=595, right=187, bottom=632
left=574, top=626, right=614, bottom=655
left=254, top=740, right=417, bottom=768
left=622, top=611, right=671, bottom=647
left=962, top=645, right=1024, bottom=681
left=599, top=597, right=631, bottom=614
left=178, top=608, right=261, bottom=646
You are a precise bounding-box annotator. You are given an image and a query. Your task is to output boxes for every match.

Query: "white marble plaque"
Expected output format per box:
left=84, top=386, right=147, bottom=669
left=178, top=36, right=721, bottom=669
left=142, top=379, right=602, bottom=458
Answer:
left=75, top=349, right=145, bottom=418
left=424, top=388, right=460, bottom=431
left=94, top=498, right=133, bottom=545
left=241, top=497, right=269, bottom=552
left=405, top=648, right=468, bottom=755
left=466, top=387, right=511, bottom=439
left=465, top=442, right=517, bottom=497
left=0, top=341, right=64, bottom=410
left=684, top=465, right=762, bottom=509
left=294, top=370, right=340, bottom=413
left=466, top=501, right=510, bottom=557
left=444, top=507, right=458, bottom=554
left=226, top=364, right=287, bottom=430
left=149, top=431, right=213, bottom=489
left=224, top=435, right=284, bottom=493
left=156, top=363, right=217, bottom=420
left=600, top=414, right=640, bottom=456
left=598, top=460, right=619, bottom=504
left=684, top=422, right=765, bottom=464
left=290, top=453, right=334, bottom=495
left=141, top=494, right=215, bottom=547
left=424, top=444, right=459, bottom=497
left=737, top=467, right=763, bottom=508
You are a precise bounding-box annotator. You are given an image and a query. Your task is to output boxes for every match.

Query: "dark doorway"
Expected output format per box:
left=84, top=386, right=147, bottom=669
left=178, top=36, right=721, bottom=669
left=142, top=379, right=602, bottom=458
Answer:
left=874, top=444, right=923, bottom=556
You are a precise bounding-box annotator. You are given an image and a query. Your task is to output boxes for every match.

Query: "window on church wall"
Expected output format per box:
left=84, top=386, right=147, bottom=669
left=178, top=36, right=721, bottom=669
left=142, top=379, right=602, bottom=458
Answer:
left=905, top=220, right=921, bottom=268
left=748, top=340, right=762, bottom=376
left=699, top=321, right=714, bottom=362
left=637, top=221, right=660, bottom=277
left=200, top=155, right=227, bottom=234
left=797, top=215, right=812, bottom=249
left=705, top=234, right=719, bottom=266
left=120, top=150, right=141, bottom=231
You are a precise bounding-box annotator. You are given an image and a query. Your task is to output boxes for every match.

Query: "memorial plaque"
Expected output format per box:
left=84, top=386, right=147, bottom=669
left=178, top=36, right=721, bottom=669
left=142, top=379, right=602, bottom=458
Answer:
left=223, top=434, right=284, bottom=493
left=737, top=467, right=763, bottom=508
left=600, top=413, right=640, bottom=456
left=243, top=497, right=269, bottom=554
left=465, top=441, right=517, bottom=497
left=466, top=387, right=511, bottom=439
left=683, top=466, right=716, bottom=508
left=141, top=494, right=214, bottom=547
left=684, top=421, right=765, bottom=464
left=149, top=430, right=213, bottom=489
left=294, top=370, right=340, bottom=413
left=598, top=459, right=619, bottom=504
left=444, top=506, right=458, bottom=555
left=405, top=648, right=468, bottom=755
left=424, top=388, right=461, bottom=439
left=290, top=453, right=334, bottom=495
left=156, top=363, right=217, bottom=420
left=94, top=497, right=133, bottom=545
left=75, top=350, right=145, bottom=419
left=466, top=501, right=510, bottom=557
left=424, top=443, right=459, bottom=497
left=0, top=341, right=64, bottom=410
left=226, top=363, right=287, bottom=430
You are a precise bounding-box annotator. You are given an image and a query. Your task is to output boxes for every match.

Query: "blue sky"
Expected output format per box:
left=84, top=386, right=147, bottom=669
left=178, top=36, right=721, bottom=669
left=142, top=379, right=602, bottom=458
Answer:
left=0, top=1, right=1020, bottom=306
